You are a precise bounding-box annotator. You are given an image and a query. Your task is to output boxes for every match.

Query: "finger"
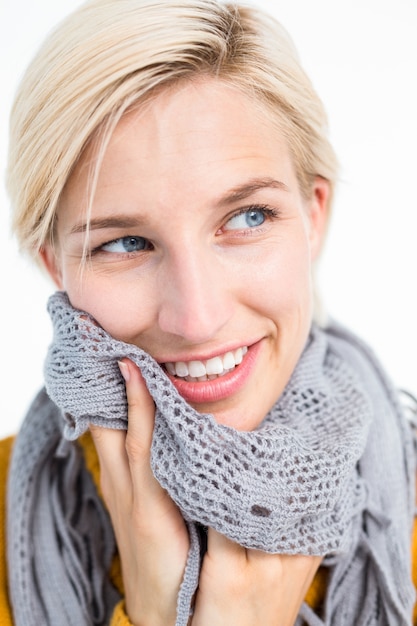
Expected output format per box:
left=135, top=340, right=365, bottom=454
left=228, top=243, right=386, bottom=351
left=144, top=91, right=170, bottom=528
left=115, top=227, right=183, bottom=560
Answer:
left=118, top=359, right=164, bottom=500
left=89, top=425, right=131, bottom=501
left=277, top=553, right=323, bottom=593
left=119, top=358, right=155, bottom=456
left=88, top=358, right=153, bottom=501
left=206, top=528, right=245, bottom=562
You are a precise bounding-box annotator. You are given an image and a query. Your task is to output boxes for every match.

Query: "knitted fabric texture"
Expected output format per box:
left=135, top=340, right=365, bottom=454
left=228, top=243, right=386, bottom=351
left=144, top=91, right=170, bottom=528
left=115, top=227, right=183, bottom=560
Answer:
left=7, top=291, right=416, bottom=625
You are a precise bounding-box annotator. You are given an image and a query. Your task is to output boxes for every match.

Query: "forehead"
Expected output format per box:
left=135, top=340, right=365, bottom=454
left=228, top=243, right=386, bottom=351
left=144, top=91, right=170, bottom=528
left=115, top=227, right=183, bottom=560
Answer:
left=61, top=78, right=299, bottom=215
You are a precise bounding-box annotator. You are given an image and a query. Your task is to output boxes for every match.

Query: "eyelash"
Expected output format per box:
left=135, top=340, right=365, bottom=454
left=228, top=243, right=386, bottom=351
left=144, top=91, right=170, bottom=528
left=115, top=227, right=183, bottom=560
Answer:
left=90, top=204, right=281, bottom=256
left=220, top=204, right=281, bottom=234
left=90, top=236, right=151, bottom=257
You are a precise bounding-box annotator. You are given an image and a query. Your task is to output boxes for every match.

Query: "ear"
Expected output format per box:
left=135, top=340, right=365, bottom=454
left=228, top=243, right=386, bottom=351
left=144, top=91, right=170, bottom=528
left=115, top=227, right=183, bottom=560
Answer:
left=307, top=176, right=330, bottom=261
left=39, top=245, right=64, bottom=289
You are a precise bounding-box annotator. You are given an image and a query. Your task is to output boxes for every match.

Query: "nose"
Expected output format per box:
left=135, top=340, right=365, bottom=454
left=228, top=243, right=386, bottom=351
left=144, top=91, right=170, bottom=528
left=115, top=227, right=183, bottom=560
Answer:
left=157, top=245, right=233, bottom=344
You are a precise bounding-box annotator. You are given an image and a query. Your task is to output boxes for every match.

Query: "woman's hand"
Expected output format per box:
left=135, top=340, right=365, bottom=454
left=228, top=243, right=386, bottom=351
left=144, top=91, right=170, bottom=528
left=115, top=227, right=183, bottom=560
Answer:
left=90, top=358, right=320, bottom=626
left=90, top=359, right=189, bottom=626
left=192, top=529, right=321, bottom=626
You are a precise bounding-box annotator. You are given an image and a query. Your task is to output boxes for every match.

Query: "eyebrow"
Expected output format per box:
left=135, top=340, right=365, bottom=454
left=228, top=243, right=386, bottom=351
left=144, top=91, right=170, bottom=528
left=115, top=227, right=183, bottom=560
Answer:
left=69, top=215, right=148, bottom=235
left=68, top=177, right=289, bottom=234
left=218, top=177, right=289, bottom=205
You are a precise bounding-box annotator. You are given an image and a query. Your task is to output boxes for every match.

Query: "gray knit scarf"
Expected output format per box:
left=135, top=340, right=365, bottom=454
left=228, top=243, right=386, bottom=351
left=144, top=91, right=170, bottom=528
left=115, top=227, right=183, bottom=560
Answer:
left=7, top=291, right=415, bottom=625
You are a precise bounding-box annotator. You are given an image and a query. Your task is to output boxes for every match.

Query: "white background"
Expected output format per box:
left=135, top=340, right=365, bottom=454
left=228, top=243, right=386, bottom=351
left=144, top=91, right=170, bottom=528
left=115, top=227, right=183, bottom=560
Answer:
left=1, top=0, right=416, bottom=438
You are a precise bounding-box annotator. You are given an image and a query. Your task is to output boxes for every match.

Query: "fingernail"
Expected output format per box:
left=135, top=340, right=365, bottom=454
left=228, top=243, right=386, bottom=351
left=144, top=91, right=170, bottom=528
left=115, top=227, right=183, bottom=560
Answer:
left=118, top=360, right=130, bottom=383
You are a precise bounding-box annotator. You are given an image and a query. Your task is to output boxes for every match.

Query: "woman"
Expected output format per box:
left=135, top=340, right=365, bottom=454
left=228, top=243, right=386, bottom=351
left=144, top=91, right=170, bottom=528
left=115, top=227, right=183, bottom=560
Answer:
left=1, top=0, right=415, bottom=624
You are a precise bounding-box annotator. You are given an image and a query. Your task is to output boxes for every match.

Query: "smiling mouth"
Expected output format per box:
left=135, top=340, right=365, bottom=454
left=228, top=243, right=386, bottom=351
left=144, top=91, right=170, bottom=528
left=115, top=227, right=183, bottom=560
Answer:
left=164, top=346, right=248, bottom=382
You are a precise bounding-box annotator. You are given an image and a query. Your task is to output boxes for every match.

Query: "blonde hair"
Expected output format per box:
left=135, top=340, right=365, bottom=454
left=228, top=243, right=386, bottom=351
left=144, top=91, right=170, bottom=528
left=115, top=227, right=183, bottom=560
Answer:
left=7, top=0, right=338, bottom=259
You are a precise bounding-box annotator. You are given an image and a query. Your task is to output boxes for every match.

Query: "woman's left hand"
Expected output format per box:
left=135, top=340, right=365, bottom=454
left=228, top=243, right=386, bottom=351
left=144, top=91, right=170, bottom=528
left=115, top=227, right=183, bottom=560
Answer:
left=191, top=529, right=321, bottom=626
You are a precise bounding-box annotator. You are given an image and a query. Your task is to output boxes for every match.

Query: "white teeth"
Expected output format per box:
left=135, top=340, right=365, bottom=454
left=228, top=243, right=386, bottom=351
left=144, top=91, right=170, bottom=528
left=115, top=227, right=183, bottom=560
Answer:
left=175, top=361, right=188, bottom=377
left=205, top=356, right=224, bottom=375
left=188, top=360, right=206, bottom=377
left=234, top=347, right=243, bottom=365
left=165, top=362, right=176, bottom=376
left=222, top=351, right=235, bottom=369
left=165, top=346, right=249, bottom=380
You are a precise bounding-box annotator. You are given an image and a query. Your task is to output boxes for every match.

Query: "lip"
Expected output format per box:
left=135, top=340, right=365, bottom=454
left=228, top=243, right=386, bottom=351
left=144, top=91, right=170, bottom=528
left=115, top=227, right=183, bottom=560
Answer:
left=157, top=340, right=257, bottom=366
left=166, top=340, right=262, bottom=404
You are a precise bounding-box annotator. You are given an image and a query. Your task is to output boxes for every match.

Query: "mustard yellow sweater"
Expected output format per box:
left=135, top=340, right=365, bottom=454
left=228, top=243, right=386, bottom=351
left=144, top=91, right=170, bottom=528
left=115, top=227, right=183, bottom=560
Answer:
left=1, top=434, right=415, bottom=624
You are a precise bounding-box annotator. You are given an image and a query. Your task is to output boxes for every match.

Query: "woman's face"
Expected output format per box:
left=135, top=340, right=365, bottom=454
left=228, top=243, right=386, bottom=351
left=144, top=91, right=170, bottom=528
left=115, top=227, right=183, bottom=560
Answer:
left=43, top=79, right=328, bottom=431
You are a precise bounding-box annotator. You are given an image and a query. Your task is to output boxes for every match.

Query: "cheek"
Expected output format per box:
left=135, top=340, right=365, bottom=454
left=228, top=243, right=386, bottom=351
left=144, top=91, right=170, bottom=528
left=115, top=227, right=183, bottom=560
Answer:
left=65, top=276, right=155, bottom=342
left=246, top=236, right=314, bottom=319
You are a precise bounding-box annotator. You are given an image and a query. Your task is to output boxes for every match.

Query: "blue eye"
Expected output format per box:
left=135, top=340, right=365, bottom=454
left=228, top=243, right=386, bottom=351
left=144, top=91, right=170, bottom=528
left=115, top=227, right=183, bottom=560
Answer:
left=101, top=236, right=150, bottom=253
left=224, top=208, right=267, bottom=231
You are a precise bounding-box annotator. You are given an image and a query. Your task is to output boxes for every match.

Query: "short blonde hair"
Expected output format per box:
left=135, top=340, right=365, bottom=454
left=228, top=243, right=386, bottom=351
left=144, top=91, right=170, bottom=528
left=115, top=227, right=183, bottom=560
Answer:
left=7, top=0, right=338, bottom=258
